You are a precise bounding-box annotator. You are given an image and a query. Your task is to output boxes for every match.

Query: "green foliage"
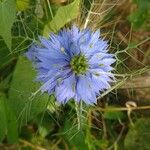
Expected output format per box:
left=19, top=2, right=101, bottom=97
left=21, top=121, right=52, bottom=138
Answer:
left=103, top=107, right=125, bottom=120
left=43, top=0, right=80, bottom=37
left=8, top=56, right=50, bottom=125
left=34, top=111, right=55, bottom=138
left=16, top=0, right=30, bottom=11
left=124, top=118, right=150, bottom=150
left=128, top=0, right=150, bottom=29
left=0, top=92, right=18, bottom=143
left=0, top=93, right=7, bottom=142
left=0, top=0, right=16, bottom=49
left=0, top=41, right=14, bottom=69
left=62, top=120, right=88, bottom=150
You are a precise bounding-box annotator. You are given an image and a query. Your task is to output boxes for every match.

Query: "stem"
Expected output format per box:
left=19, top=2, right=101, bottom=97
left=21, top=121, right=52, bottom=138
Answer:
left=84, top=2, right=93, bottom=29
left=46, top=0, right=54, bottom=18
left=93, top=105, right=150, bottom=112
left=75, top=101, right=83, bottom=130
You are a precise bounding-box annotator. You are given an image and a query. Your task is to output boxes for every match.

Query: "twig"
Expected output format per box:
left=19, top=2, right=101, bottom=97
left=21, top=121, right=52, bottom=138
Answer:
left=93, top=105, right=150, bottom=112
left=108, top=125, right=125, bottom=150
left=19, top=139, right=46, bottom=150
left=83, top=2, right=93, bottom=29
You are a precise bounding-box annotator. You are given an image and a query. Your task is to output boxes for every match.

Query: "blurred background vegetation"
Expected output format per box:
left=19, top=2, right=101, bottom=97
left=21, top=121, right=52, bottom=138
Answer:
left=0, top=0, right=150, bottom=149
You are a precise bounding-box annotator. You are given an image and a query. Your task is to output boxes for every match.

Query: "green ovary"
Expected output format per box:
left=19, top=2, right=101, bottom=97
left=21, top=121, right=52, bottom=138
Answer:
left=70, top=55, right=89, bottom=74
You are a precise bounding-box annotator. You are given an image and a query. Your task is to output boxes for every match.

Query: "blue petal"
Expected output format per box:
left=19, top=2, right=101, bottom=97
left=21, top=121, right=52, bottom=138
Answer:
left=76, top=75, right=97, bottom=104
left=89, top=52, right=114, bottom=63
left=55, top=74, right=76, bottom=104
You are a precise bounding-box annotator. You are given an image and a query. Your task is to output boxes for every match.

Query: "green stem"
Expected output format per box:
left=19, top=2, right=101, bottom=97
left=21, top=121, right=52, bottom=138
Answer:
left=75, top=101, right=83, bottom=130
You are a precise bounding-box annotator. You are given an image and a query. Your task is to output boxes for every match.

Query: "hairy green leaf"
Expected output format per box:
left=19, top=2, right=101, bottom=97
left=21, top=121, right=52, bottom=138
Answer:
left=43, top=0, right=80, bottom=37
left=8, top=56, right=50, bottom=126
left=0, top=0, right=16, bottom=49
left=0, top=93, right=7, bottom=142
left=62, top=120, right=88, bottom=150
left=0, top=40, right=14, bottom=69
left=0, top=92, right=18, bottom=143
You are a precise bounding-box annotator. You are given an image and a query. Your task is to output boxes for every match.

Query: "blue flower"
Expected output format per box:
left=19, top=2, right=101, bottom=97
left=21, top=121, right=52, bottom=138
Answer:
left=26, top=26, right=115, bottom=105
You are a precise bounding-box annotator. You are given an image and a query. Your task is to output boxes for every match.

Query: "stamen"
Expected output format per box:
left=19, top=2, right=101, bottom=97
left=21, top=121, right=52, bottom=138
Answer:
left=70, top=55, right=89, bottom=74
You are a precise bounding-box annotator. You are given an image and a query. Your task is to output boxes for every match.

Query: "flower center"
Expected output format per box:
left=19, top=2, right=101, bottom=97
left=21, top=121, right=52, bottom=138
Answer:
left=70, top=55, right=88, bottom=74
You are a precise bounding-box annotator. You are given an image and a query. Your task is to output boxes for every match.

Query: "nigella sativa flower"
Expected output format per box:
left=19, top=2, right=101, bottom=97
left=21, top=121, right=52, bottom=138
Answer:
left=26, top=26, right=115, bottom=105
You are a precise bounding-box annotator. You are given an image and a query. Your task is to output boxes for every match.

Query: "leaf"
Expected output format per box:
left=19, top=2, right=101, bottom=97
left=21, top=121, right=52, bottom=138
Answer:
left=133, top=0, right=150, bottom=10
left=5, top=101, right=19, bottom=143
left=0, top=40, right=14, bottom=69
left=0, top=92, right=18, bottom=143
left=8, top=56, right=50, bottom=126
left=0, top=0, right=16, bottom=49
left=16, top=0, right=30, bottom=11
left=128, top=11, right=148, bottom=29
left=62, top=120, right=88, bottom=150
left=34, top=108, right=55, bottom=138
left=43, top=0, right=80, bottom=37
left=0, top=36, right=31, bottom=69
left=128, top=0, right=150, bottom=29
left=124, top=118, right=150, bottom=150
left=0, top=93, right=7, bottom=142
